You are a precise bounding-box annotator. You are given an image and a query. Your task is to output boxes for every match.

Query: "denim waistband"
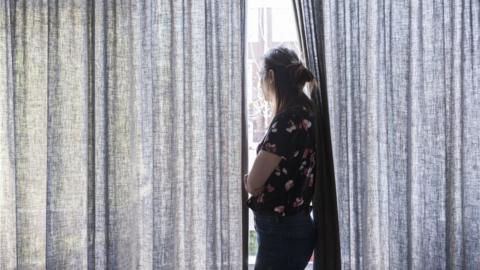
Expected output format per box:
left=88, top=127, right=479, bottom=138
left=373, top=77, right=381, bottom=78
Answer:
left=253, top=205, right=313, bottom=223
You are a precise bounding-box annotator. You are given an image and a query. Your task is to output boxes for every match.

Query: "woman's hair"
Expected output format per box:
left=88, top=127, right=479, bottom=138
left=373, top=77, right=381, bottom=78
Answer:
left=260, top=46, right=317, bottom=116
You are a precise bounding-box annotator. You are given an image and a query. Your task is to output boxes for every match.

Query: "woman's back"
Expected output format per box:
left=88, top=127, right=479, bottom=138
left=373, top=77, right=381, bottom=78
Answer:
left=247, top=104, right=316, bottom=217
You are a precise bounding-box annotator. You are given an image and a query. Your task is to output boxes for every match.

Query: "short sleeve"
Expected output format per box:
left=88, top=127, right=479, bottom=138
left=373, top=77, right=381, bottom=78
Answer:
left=260, top=113, right=301, bottom=160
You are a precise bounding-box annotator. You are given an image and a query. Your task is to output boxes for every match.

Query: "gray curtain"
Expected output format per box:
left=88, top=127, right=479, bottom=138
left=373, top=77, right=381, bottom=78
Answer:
left=293, top=1, right=342, bottom=269
left=297, top=0, right=480, bottom=269
left=0, top=1, right=244, bottom=269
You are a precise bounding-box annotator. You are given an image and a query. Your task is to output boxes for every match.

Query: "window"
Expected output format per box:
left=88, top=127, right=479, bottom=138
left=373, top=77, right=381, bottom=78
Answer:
left=245, top=0, right=313, bottom=268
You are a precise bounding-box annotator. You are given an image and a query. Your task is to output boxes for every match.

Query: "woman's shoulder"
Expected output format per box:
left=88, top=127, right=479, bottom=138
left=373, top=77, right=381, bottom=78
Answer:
left=274, top=105, right=314, bottom=122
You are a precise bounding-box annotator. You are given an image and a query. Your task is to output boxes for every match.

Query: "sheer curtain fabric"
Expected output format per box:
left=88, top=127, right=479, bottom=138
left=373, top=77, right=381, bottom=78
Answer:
left=0, top=1, right=244, bottom=269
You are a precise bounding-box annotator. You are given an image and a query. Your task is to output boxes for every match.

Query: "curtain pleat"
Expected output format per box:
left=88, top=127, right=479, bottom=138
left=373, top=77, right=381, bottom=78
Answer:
left=293, top=1, right=342, bottom=269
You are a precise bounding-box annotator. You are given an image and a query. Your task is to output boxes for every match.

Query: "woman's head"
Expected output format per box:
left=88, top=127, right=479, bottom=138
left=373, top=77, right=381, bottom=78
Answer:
left=259, top=46, right=316, bottom=115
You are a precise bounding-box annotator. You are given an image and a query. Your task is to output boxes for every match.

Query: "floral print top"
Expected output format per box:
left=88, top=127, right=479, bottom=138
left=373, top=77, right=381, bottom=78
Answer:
left=246, top=105, right=316, bottom=217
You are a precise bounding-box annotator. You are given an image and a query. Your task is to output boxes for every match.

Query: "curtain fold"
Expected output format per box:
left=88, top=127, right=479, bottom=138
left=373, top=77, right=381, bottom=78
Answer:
left=0, top=1, right=244, bottom=269
left=293, top=1, right=342, bottom=270
left=296, top=0, right=480, bottom=269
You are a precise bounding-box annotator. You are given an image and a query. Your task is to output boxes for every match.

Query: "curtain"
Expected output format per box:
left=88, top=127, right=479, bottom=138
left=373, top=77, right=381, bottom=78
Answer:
left=296, top=0, right=480, bottom=269
left=0, top=1, right=244, bottom=269
left=293, top=1, right=342, bottom=270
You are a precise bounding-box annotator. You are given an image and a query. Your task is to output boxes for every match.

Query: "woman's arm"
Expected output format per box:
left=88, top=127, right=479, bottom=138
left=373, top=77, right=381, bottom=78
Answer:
left=244, top=150, right=282, bottom=196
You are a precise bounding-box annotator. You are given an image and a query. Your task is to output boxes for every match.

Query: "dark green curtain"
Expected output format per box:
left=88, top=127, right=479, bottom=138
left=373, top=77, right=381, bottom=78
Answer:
left=293, top=1, right=342, bottom=269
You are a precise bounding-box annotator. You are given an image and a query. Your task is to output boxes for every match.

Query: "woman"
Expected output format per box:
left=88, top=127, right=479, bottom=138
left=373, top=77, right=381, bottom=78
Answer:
left=244, top=46, right=318, bottom=270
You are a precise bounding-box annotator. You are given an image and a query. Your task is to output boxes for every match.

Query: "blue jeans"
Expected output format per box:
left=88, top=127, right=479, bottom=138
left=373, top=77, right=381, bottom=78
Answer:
left=253, top=210, right=317, bottom=270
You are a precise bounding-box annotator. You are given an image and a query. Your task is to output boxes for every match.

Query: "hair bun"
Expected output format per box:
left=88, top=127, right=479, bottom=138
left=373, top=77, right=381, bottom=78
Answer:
left=287, top=62, right=315, bottom=86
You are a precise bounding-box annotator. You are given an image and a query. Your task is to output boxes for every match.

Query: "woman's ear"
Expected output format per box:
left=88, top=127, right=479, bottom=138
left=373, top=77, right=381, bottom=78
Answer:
left=267, top=69, right=275, bottom=84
